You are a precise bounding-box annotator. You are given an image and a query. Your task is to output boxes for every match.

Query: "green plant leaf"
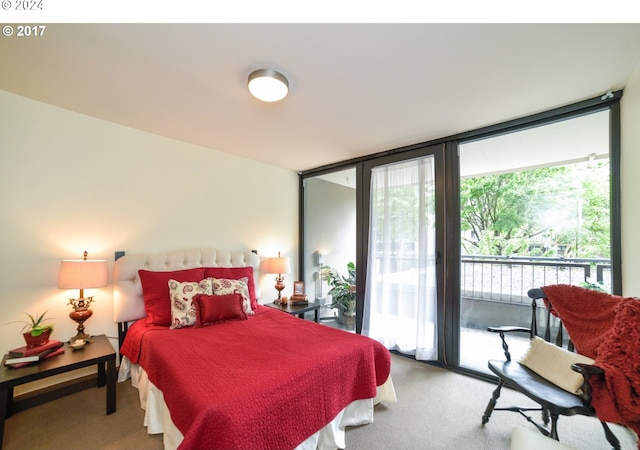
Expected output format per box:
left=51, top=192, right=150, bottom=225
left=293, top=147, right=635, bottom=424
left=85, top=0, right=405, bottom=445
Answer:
left=322, top=263, right=356, bottom=310
left=8, top=310, right=54, bottom=335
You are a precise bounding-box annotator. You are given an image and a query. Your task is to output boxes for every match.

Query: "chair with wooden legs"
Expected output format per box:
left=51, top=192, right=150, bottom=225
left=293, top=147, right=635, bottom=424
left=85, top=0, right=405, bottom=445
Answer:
left=480, top=287, right=621, bottom=449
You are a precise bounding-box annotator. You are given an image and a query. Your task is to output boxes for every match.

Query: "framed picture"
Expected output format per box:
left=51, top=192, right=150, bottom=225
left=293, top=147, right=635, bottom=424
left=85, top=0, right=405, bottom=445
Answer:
left=293, top=281, right=305, bottom=296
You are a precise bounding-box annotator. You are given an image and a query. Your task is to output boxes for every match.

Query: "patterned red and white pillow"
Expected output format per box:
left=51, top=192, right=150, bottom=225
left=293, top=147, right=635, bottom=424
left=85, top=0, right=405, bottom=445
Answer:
left=210, top=277, right=253, bottom=315
left=203, top=267, right=258, bottom=310
left=168, top=278, right=213, bottom=329
left=139, top=268, right=205, bottom=326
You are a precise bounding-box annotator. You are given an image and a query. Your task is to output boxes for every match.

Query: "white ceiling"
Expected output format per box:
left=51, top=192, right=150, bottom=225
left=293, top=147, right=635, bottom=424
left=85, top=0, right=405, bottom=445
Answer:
left=2, top=23, right=640, bottom=172
left=459, top=109, right=610, bottom=178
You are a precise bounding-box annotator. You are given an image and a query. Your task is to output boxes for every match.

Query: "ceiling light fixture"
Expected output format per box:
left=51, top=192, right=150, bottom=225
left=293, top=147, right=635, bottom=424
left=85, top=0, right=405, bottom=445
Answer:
left=248, top=69, right=289, bottom=102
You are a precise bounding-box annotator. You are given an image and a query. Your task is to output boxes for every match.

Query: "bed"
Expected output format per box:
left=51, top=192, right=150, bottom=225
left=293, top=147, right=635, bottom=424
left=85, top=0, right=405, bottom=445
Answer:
left=113, top=248, right=396, bottom=450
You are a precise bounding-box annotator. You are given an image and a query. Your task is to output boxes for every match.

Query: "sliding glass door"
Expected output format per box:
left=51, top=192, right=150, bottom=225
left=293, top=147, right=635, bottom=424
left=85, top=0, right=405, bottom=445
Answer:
left=362, top=145, right=445, bottom=360
left=457, top=109, right=617, bottom=373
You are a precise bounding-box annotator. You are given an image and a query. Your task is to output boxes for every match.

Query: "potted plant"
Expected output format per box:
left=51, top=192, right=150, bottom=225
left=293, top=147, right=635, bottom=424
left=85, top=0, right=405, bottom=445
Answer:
left=321, top=262, right=356, bottom=329
left=12, top=311, right=55, bottom=348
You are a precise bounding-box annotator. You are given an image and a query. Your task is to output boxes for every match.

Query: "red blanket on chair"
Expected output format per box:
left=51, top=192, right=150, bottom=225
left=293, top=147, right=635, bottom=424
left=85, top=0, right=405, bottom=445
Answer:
left=543, top=284, right=640, bottom=444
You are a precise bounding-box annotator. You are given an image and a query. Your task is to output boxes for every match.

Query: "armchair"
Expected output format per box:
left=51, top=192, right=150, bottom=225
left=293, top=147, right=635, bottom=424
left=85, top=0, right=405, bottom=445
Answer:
left=480, top=287, right=622, bottom=449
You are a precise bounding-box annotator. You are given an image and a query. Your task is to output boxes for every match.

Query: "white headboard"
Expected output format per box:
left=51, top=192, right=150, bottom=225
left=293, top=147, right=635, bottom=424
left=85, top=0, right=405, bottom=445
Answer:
left=113, top=248, right=261, bottom=323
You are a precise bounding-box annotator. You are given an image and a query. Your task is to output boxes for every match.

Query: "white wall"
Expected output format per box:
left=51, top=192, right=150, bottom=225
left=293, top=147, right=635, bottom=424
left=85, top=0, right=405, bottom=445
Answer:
left=0, top=90, right=299, bottom=361
left=620, top=63, right=640, bottom=297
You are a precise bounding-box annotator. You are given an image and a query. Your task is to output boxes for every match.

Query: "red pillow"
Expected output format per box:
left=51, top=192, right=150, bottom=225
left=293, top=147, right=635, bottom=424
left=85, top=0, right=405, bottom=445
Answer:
left=203, top=267, right=258, bottom=309
left=138, top=268, right=205, bottom=326
left=193, top=293, right=247, bottom=327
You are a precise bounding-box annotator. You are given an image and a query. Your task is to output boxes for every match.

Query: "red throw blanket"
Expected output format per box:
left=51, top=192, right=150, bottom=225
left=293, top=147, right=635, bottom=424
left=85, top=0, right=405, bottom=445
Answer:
left=121, top=306, right=391, bottom=450
left=542, top=284, right=640, bottom=445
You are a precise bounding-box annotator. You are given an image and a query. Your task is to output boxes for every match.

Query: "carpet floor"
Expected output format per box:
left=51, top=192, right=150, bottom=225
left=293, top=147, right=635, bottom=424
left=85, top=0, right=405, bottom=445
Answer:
left=3, top=353, right=638, bottom=449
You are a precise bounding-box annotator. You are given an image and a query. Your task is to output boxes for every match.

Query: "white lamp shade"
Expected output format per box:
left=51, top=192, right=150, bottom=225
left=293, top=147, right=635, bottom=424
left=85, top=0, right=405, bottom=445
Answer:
left=58, top=259, right=108, bottom=289
left=266, top=256, right=291, bottom=274
left=248, top=69, right=289, bottom=102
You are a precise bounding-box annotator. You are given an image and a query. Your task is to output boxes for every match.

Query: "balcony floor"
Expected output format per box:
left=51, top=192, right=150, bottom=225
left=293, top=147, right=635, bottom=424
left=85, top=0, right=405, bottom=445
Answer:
left=460, top=326, right=531, bottom=374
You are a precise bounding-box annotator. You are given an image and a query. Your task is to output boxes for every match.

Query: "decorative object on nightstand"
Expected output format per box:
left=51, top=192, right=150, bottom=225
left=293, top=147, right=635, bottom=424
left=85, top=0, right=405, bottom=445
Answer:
left=291, top=281, right=308, bottom=305
left=57, top=251, right=108, bottom=343
left=10, top=310, right=55, bottom=348
left=69, top=339, right=86, bottom=350
left=266, top=251, right=291, bottom=305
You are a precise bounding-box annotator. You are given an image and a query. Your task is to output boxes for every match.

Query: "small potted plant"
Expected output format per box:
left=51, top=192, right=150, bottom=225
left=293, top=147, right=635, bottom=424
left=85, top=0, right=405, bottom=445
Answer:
left=12, top=311, right=55, bottom=348
left=321, top=262, right=356, bottom=329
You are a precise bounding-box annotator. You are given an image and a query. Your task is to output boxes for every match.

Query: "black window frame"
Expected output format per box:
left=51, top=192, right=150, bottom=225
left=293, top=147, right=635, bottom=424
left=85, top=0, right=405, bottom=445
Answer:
left=299, top=90, right=622, bottom=373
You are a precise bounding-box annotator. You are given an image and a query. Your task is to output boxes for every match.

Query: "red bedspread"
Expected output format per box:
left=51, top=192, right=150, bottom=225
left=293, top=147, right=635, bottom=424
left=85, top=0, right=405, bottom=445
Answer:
left=542, top=284, right=640, bottom=445
left=120, top=306, right=391, bottom=450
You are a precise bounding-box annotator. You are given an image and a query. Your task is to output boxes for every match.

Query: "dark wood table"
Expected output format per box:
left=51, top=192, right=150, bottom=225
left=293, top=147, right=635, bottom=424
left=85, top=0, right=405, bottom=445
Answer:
left=0, top=334, right=116, bottom=448
left=265, top=301, right=322, bottom=322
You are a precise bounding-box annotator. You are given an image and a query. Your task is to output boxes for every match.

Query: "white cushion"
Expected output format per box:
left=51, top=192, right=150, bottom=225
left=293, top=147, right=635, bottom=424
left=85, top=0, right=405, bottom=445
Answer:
left=519, top=336, right=595, bottom=394
left=511, top=426, right=576, bottom=450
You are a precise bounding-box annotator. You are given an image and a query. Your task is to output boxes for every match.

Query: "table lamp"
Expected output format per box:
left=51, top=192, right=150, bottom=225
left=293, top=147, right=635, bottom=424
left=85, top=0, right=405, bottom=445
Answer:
left=58, top=251, right=108, bottom=343
left=266, top=252, right=291, bottom=304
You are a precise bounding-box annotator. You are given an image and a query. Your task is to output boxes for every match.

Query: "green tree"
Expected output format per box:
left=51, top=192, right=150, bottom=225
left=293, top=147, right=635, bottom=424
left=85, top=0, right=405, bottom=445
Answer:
left=460, top=167, right=565, bottom=255
left=552, top=161, right=610, bottom=258
left=461, top=161, right=610, bottom=258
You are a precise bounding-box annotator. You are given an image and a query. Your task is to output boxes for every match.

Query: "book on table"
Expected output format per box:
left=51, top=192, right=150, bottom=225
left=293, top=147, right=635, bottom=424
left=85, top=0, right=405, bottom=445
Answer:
left=4, top=346, right=65, bottom=367
left=290, top=294, right=309, bottom=305
left=5, top=339, right=64, bottom=366
left=5, top=355, right=40, bottom=365
left=8, top=339, right=63, bottom=357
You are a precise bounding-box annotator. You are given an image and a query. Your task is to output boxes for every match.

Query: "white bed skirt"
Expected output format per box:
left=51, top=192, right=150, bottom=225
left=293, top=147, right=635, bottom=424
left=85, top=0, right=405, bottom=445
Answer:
left=118, top=356, right=397, bottom=450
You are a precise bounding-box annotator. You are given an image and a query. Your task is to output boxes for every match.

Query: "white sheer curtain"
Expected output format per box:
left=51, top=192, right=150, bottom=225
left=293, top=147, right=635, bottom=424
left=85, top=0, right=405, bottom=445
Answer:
left=362, top=156, right=437, bottom=360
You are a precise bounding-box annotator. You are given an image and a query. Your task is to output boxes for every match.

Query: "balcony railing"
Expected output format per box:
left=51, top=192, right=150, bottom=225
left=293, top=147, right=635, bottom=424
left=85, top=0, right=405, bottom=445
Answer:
left=461, top=255, right=611, bottom=305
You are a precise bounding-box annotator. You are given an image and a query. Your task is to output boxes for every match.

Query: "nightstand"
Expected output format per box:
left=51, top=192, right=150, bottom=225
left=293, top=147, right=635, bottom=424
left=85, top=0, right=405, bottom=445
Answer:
left=0, top=334, right=116, bottom=448
left=265, top=301, right=322, bottom=322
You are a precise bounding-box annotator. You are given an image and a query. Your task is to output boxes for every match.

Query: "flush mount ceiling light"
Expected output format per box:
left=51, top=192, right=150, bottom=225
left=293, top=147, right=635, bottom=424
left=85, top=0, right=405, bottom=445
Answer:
left=248, top=69, right=289, bottom=102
